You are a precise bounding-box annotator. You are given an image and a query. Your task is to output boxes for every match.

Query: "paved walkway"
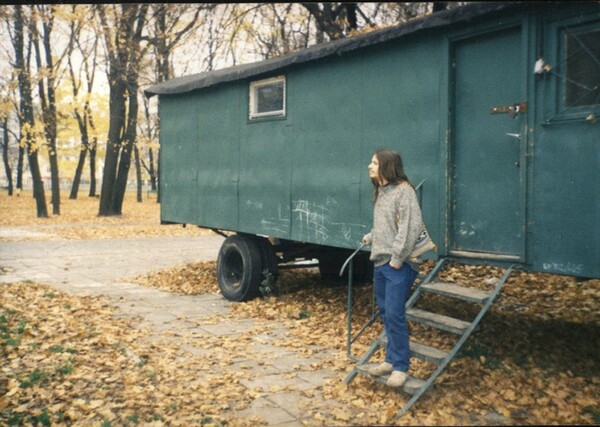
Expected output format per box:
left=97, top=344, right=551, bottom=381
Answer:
left=0, top=231, right=341, bottom=426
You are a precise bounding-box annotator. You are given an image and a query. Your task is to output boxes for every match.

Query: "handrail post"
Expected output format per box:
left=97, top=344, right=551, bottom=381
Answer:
left=340, top=243, right=365, bottom=362
left=346, top=258, right=354, bottom=360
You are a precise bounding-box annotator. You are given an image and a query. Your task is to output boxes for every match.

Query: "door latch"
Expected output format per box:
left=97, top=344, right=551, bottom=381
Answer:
left=490, top=102, right=528, bottom=118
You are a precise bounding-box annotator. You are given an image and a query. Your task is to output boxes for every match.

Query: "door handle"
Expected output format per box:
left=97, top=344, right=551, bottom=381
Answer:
left=506, top=133, right=522, bottom=140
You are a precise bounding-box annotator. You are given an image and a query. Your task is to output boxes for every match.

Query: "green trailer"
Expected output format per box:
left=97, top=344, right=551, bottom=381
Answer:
left=145, top=3, right=600, bottom=302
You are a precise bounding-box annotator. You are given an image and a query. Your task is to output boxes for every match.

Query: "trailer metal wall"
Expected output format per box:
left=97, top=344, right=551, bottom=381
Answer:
left=157, top=4, right=599, bottom=278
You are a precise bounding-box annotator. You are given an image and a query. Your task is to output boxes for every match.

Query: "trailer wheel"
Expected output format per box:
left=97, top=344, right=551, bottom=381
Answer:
left=217, top=235, right=263, bottom=301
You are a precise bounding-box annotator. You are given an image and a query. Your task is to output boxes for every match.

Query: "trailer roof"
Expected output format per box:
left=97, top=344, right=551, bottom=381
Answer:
left=144, top=2, right=524, bottom=97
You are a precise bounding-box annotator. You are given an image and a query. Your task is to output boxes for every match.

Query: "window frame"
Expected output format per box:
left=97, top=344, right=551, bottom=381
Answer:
left=559, top=23, right=600, bottom=111
left=248, top=76, right=286, bottom=120
left=542, top=16, right=600, bottom=124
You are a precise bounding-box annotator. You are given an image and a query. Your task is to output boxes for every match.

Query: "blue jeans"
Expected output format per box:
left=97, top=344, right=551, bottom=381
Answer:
left=374, top=262, right=417, bottom=372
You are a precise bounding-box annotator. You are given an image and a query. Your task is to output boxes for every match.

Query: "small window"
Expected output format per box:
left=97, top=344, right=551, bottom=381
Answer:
left=249, top=76, right=285, bottom=119
left=565, top=28, right=600, bottom=108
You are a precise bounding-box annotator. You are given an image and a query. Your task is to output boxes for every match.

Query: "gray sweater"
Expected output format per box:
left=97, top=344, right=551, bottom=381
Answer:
left=364, top=183, right=424, bottom=270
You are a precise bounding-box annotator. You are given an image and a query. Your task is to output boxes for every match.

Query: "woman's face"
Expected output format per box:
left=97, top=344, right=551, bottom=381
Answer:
left=368, top=155, right=380, bottom=181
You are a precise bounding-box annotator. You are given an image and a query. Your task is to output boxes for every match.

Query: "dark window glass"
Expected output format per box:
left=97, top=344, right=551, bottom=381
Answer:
left=256, top=82, right=284, bottom=114
left=565, top=29, right=600, bottom=107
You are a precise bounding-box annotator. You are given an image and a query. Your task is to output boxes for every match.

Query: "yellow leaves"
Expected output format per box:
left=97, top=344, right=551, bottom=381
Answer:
left=18, top=121, right=46, bottom=153
left=516, top=395, right=535, bottom=405
left=0, top=191, right=214, bottom=238
left=498, top=407, right=511, bottom=418
left=380, top=406, right=399, bottom=424
left=351, top=398, right=366, bottom=409
left=331, top=407, right=352, bottom=421
left=2, top=225, right=599, bottom=426
left=500, top=388, right=516, bottom=401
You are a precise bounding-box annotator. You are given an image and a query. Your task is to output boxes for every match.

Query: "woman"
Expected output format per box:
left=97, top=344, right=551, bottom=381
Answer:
left=362, top=149, right=424, bottom=387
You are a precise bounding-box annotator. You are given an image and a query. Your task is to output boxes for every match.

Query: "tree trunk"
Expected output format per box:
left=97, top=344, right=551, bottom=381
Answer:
left=70, top=148, right=86, bottom=199
left=16, top=146, right=24, bottom=192
left=69, top=105, right=90, bottom=200
left=33, top=5, right=60, bottom=215
left=27, top=149, right=48, bottom=217
left=148, top=148, right=156, bottom=191
left=47, top=137, right=60, bottom=214
left=112, top=78, right=140, bottom=214
left=13, top=5, right=48, bottom=217
left=97, top=3, right=147, bottom=216
left=86, top=102, right=98, bottom=198
left=88, top=137, right=97, bottom=197
left=134, top=144, right=142, bottom=202
left=99, top=78, right=127, bottom=215
left=1, top=119, right=13, bottom=196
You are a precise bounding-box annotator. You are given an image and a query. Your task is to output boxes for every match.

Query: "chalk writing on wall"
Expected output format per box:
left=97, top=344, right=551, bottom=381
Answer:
left=292, top=199, right=366, bottom=245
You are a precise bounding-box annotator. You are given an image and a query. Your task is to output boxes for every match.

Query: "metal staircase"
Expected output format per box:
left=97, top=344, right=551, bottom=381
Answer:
left=342, top=257, right=514, bottom=418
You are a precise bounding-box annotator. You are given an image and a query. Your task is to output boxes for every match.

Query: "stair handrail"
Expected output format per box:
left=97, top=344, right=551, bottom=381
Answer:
left=339, top=242, right=365, bottom=278
left=340, top=242, right=377, bottom=361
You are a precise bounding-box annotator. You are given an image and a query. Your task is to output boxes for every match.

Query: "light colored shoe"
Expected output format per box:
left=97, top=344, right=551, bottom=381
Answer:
left=368, top=362, right=393, bottom=376
left=386, top=370, right=408, bottom=387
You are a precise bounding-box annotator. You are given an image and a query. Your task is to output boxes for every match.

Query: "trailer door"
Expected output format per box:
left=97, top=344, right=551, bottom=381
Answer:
left=450, top=25, right=527, bottom=261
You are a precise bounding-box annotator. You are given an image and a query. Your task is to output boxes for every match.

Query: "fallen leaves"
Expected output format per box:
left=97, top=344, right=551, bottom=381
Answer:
left=130, top=260, right=600, bottom=425
left=0, top=191, right=214, bottom=241
left=1, top=211, right=599, bottom=426
left=130, top=261, right=220, bottom=295
left=0, top=282, right=258, bottom=426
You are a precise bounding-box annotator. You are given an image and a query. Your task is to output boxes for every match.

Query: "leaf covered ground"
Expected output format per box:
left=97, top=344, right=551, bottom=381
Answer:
left=1, top=282, right=263, bottom=426
left=129, top=260, right=600, bottom=425
left=0, top=191, right=212, bottom=240
left=1, top=192, right=599, bottom=425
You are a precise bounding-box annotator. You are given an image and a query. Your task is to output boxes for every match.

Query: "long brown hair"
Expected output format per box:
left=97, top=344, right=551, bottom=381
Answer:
left=371, top=149, right=411, bottom=202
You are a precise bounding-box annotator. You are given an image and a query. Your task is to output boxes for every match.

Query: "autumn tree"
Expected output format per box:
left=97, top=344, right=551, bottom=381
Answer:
left=300, top=3, right=454, bottom=42
left=95, top=4, right=149, bottom=216
left=300, top=2, right=359, bottom=41
left=31, top=4, right=63, bottom=214
left=9, top=5, right=48, bottom=217
left=241, top=4, right=315, bottom=59
left=66, top=5, right=99, bottom=200
left=0, top=80, right=17, bottom=196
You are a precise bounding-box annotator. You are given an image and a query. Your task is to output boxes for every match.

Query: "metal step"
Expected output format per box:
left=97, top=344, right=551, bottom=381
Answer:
left=420, top=281, right=491, bottom=304
left=406, top=308, right=470, bottom=335
left=376, top=338, right=449, bottom=365
left=355, top=364, right=425, bottom=394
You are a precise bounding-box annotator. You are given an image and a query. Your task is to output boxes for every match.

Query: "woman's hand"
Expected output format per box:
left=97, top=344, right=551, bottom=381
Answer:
left=389, top=261, right=401, bottom=270
left=362, top=234, right=372, bottom=245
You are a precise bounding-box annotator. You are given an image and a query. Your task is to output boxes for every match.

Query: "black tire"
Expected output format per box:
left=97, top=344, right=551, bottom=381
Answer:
left=217, top=235, right=263, bottom=302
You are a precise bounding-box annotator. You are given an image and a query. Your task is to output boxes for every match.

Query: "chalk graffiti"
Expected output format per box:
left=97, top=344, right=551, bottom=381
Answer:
left=257, top=198, right=367, bottom=244
left=292, top=199, right=366, bottom=244
left=542, top=262, right=584, bottom=275
left=260, top=204, right=290, bottom=236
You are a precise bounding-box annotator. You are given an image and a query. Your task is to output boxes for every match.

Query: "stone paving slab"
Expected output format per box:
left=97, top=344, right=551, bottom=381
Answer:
left=0, top=233, right=344, bottom=425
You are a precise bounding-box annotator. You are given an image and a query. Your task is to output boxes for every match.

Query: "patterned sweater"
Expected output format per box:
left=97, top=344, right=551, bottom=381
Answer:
left=364, top=182, right=424, bottom=270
